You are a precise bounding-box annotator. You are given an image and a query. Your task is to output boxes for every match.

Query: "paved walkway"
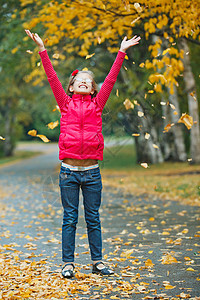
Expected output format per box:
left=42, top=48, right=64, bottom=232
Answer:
left=0, top=143, right=200, bottom=299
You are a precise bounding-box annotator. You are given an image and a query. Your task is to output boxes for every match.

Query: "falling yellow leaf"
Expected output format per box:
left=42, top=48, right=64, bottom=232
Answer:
left=28, top=129, right=37, bottom=136
left=125, top=55, right=129, bottom=60
left=148, top=250, right=153, bottom=254
left=186, top=267, right=196, bottom=271
left=0, top=136, right=5, bottom=140
left=153, top=144, right=159, bottom=149
left=86, top=53, right=95, bottom=59
left=47, top=120, right=59, bottom=129
left=169, top=103, right=176, bottom=110
left=173, top=111, right=178, bottom=115
left=145, top=133, right=150, bottom=139
left=138, top=111, right=144, bottom=117
left=82, top=67, right=88, bottom=71
left=52, top=105, right=60, bottom=112
left=36, top=134, right=50, bottom=143
left=163, top=123, right=174, bottom=133
left=141, top=163, right=149, bottom=169
left=148, top=90, right=154, bottom=93
left=160, top=102, right=166, bottom=105
left=139, top=62, right=145, bottom=68
left=132, top=133, right=140, bottom=137
left=178, top=113, right=193, bottom=129
left=116, top=89, right=119, bottom=97
left=52, top=53, right=60, bottom=59
left=26, top=49, right=33, bottom=54
left=123, top=99, right=134, bottom=110
left=149, top=217, right=155, bottom=221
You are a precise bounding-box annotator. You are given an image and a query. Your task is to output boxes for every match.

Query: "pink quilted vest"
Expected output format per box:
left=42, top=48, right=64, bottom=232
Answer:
left=39, top=50, right=126, bottom=161
left=59, top=93, right=104, bottom=160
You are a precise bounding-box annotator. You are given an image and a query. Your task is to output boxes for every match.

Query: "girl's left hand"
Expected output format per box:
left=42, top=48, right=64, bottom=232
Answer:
left=120, top=35, right=141, bottom=52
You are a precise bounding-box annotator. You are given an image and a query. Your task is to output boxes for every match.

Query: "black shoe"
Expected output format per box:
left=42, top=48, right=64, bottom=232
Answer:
left=92, top=262, right=114, bottom=276
left=61, top=263, right=75, bottom=279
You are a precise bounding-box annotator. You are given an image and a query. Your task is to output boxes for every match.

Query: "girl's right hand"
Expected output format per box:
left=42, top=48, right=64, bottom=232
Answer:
left=25, top=29, right=45, bottom=52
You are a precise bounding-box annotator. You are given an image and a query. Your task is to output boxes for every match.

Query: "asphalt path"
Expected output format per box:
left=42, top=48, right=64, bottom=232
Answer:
left=0, top=143, right=200, bottom=299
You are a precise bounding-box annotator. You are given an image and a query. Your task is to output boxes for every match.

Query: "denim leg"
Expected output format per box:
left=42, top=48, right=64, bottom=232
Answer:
left=81, top=168, right=102, bottom=261
left=59, top=167, right=80, bottom=262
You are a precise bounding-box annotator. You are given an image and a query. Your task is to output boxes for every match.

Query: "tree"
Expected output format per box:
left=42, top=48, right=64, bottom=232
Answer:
left=20, top=0, right=200, bottom=163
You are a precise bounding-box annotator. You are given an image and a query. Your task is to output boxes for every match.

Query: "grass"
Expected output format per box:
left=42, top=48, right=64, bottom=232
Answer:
left=100, top=144, right=137, bottom=170
left=0, top=150, right=42, bottom=166
left=101, top=144, right=200, bottom=206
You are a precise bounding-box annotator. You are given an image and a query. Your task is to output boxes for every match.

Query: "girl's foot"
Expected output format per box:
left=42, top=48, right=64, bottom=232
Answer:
left=92, top=261, right=114, bottom=276
left=61, top=263, right=75, bottom=279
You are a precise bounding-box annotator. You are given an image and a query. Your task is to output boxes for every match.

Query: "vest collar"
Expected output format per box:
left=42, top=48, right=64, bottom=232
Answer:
left=72, top=94, right=92, bottom=101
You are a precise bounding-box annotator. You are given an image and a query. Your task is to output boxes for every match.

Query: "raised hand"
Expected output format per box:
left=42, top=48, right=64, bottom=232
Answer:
left=25, top=29, right=45, bottom=52
left=120, top=35, right=141, bottom=53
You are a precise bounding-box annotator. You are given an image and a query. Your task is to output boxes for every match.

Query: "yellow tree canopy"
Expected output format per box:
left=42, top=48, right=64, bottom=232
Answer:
left=20, top=0, right=200, bottom=93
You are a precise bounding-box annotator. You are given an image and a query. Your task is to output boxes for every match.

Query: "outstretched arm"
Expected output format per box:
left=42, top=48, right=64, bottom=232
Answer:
left=97, top=35, right=141, bottom=110
left=25, top=30, right=69, bottom=109
left=25, top=30, right=45, bottom=52
left=119, top=35, right=141, bottom=53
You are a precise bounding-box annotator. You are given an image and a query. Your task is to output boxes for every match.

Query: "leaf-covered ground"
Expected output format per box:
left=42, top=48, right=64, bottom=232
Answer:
left=0, top=145, right=200, bottom=299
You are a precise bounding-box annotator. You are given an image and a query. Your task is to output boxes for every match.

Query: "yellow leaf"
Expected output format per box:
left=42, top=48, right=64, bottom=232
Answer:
left=161, top=253, right=178, bottom=264
left=139, top=62, right=145, bottom=68
left=121, top=249, right=134, bottom=258
left=80, top=233, right=87, bottom=240
left=178, top=113, right=193, bottom=130
left=149, top=217, right=155, bottom=221
left=162, top=48, right=170, bottom=55
left=141, top=163, right=149, bottom=169
left=0, top=136, right=5, bottom=140
left=186, top=267, right=196, bottom=271
left=36, top=134, right=50, bottom=143
left=52, top=53, right=59, bottom=59
left=132, top=133, right=140, bottom=137
left=125, top=55, right=129, bottom=60
left=47, top=120, right=59, bottom=129
left=86, top=53, right=95, bottom=59
left=145, top=133, right=150, bottom=139
left=123, top=99, right=134, bottom=110
left=26, top=49, right=33, bottom=54
left=165, top=285, right=176, bottom=289
left=82, top=67, right=88, bottom=71
left=116, top=89, right=119, bottom=97
left=145, top=259, right=154, bottom=267
left=148, top=250, right=153, bottom=254
left=28, top=129, right=37, bottom=136
left=169, top=103, right=176, bottom=110
left=153, top=144, right=159, bottom=149
left=138, top=111, right=144, bottom=117
left=148, top=90, right=154, bottom=93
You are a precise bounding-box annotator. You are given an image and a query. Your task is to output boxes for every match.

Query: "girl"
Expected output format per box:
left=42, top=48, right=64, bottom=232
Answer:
left=25, top=29, right=141, bottom=278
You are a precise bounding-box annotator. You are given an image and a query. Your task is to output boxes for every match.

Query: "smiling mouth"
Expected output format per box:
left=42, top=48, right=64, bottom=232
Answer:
left=79, top=85, right=88, bottom=89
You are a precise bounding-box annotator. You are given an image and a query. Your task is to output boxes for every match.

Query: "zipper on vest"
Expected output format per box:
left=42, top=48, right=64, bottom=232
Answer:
left=80, top=97, right=84, bottom=157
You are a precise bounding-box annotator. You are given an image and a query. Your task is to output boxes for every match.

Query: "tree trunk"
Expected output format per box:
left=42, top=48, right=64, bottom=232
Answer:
left=4, top=100, right=15, bottom=156
left=125, top=106, right=163, bottom=164
left=179, top=38, right=200, bottom=163
left=167, top=85, right=187, bottom=161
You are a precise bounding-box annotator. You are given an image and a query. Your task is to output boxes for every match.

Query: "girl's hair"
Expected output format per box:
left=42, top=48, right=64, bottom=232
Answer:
left=66, top=70, right=98, bottom=98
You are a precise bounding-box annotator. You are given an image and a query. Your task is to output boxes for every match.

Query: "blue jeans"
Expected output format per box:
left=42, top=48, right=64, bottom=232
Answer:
left=59, top=165, right=102, bottom=262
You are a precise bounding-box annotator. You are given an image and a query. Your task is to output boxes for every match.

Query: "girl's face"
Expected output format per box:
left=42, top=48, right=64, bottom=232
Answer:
left=69, top=73, right=94, bottom=95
